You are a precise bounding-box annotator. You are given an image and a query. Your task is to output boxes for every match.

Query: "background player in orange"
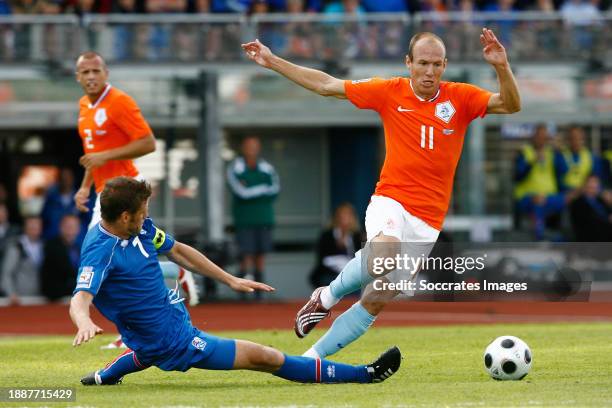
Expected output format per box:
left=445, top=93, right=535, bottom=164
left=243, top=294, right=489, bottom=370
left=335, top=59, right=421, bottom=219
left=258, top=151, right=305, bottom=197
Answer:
left=242, top=28, right=520, bottom=358
left=73, top=52, right=199, bottom=348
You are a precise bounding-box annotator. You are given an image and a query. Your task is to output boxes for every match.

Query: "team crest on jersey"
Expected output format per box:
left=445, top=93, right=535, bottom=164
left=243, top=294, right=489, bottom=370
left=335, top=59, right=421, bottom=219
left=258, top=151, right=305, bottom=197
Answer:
left=191, top=336, right=207, bottom=351
left=94, top=108, right=107, bottom=127
left=77, top=266, right=94, bottom=288
left=435, top=101, right=455, bottom=123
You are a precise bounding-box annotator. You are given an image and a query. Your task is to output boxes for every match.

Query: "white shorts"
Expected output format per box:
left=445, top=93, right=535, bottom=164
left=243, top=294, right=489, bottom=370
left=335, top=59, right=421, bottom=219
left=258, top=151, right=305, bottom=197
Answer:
left=365, top=195, right=439, bottom=243
left=363, top=195, right=440, bottom=292
left=88, top=173, right=144, bottom=230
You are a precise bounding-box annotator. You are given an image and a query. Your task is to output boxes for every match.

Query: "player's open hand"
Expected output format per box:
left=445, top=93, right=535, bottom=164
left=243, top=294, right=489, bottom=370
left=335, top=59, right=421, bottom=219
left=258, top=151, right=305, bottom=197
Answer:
left=229, top=277, right=275, bottom=293
left=79, top=152, right=108, bottom=170
left=480, top=28, right=509, bottom=68
left=73, top=322, right=104, bottom=347
left=74, top=188, right=90, bottom=212
left=241, top=39, right=274, bottom=68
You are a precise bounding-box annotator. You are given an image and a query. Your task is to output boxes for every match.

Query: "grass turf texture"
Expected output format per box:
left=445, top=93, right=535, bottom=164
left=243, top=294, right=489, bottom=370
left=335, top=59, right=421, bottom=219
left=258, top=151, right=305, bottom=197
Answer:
left=1, top=323, right=611, bottom=407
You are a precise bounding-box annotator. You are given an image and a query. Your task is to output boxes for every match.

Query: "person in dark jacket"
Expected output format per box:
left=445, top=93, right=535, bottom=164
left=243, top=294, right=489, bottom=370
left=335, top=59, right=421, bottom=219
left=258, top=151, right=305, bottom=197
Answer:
left=570, top=175, right=612, bottom=242
left=310, top=203, right=362, bottom=289
left=41, top=214, right=82, bottom=301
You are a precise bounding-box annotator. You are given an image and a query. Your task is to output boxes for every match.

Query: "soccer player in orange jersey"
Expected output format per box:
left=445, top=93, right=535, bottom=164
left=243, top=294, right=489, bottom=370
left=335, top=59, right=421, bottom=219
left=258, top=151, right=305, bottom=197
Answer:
left=242, top=28, right=521, bottom=359
left=73, top=52, right=199, bottom=348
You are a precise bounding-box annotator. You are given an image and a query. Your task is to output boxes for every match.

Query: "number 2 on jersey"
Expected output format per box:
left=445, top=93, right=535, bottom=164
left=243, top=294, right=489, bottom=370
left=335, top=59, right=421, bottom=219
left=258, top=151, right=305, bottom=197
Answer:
left=84, top=128, right=94, bottom=149
left=421, top=125, right=434, bottom=150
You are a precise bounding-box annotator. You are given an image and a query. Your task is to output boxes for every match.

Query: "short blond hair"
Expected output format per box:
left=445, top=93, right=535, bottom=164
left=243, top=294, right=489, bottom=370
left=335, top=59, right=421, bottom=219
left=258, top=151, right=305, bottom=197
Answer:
left=407, top=32, right=446, bottom=61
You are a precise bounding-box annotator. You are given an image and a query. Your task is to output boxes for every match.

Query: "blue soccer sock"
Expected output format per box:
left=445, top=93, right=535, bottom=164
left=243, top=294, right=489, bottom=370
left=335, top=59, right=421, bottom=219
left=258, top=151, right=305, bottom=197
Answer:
left=98, top=349, right=149, bottom=384
left=329, top=251, right=371, bottom=301
left=273, top=355, right=371, bottom=383
left=312, top=302, right=376, bottom=358
left=160, top=261, right=180, bottom=280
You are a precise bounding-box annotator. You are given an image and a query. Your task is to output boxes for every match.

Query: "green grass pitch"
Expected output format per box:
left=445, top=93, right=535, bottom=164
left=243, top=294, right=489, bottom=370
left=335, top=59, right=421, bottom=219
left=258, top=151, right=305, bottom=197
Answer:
left=1, top=323, right=611, bottom=407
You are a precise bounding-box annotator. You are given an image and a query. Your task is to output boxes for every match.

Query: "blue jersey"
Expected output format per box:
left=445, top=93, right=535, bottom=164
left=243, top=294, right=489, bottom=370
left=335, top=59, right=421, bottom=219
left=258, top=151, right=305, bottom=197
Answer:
left=73, top=218, right=194, bottom=361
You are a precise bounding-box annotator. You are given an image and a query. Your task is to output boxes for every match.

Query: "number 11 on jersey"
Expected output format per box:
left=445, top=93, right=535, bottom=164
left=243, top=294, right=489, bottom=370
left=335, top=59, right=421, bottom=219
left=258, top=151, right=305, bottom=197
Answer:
left=421, top=125, right=434, bottom=150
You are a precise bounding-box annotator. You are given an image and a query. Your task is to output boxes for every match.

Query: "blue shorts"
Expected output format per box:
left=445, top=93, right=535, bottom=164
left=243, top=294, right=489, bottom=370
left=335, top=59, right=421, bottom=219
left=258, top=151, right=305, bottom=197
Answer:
left=148, top=327, right=236, bottom=372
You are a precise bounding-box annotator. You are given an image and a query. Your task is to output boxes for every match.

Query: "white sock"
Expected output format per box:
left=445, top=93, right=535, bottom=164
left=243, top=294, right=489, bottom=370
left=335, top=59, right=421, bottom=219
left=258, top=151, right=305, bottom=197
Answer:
left=302, top=347, right=321, bottom=359
left=320, top=286, right=339, bottom=310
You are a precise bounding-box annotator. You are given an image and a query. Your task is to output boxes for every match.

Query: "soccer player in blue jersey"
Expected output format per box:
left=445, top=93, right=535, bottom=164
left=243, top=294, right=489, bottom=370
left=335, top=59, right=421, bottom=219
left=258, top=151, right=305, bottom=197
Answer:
left=70, top=177, right=401, bottom=385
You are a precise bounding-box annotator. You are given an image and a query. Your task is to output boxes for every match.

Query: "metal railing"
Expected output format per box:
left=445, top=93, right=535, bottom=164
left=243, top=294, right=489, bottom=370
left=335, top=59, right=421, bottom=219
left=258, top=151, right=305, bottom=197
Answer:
left=0, top=11, right=611, bottom=64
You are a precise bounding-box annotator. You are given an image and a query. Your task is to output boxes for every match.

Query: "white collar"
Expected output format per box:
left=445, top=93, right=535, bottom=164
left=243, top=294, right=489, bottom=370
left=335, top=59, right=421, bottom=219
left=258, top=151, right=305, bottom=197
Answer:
left=98, top=223, right=121, bottom=240
left=409, top=79, right=440, bottom=102
left=88, top=84, right=112, bottom=109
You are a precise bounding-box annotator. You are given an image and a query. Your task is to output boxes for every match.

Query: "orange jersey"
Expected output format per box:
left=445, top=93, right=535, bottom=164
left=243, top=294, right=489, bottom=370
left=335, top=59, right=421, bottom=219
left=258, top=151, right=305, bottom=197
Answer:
left=78, top=85, right=152, bottom=192
left=345, top=77, right=492, bottom=230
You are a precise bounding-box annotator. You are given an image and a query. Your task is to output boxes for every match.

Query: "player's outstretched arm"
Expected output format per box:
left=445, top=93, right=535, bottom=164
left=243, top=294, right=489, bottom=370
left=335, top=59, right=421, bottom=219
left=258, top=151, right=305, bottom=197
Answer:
left=480, top=28, right=521, bottom=114
left=167, top=241, right=275, bottom=293
left=241, top=39, right=346, bottom=99
left=70, top=291, right=104, bottom=346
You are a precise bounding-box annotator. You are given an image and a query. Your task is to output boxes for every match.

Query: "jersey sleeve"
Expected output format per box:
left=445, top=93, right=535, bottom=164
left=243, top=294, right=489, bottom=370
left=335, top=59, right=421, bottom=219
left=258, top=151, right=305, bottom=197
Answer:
left=344, top=77, right=390, bottom=112
left=455, top=83, right=493, bottom=122
left=73, top=241, right=117, bottom=297
left=144, top=218, right=175, bottom=254
left=112, top=94, right=153, bottom=141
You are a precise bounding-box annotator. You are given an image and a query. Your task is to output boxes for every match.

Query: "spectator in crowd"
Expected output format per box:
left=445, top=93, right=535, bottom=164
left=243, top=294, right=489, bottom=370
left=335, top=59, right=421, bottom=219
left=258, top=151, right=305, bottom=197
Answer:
left=569, top=175, right=612, bottom=241
left=41, top=167, right=87, bottom=241
left=0, top=0, right=10, bottom=14
left=360, top=0, right=409, bottom=11
left=483, top=0, right=517, bottom=46
left=211, top=0, right=254, bottom=12
left=41, top=214, right=81, bottom=301
left=281, top=0, right=322, bottom=59
left=421, top=0, right=448, bottom=12
left=560, top=0, right=602, bottom=50
left=560, top=0, right=601, bottom=25
left=66, top=0, right=112, bottom=14
left=323, top=0, right=366, bottom=59
left=0, top=203, right=19, bottom=296
left=514, top=124, right=566, bottom=239
left=0, top=203, right=19, bottom=249
left=111, top=0, right=145, bottom=61
left=1, top=216, right=43, bottom=304
left=601, top=145, right=612, bottom=189
left=310, top=203, right=362, bottom=289
left=323, top=0, right=365, bottom=14
left=557, top=125, right=602, bottom=200
left=186, top=0, right=209, bottom=12
left=227, top=136, right=280, bottom=299
left=145, top=0, right=187, bottom=60
left=11, top=0, right=40, bottom=13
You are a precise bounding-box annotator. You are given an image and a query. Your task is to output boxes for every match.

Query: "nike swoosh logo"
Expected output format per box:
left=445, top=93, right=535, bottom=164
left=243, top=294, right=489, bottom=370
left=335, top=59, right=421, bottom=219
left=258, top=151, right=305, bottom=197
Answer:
left=397, top=106, right=415, bottom=112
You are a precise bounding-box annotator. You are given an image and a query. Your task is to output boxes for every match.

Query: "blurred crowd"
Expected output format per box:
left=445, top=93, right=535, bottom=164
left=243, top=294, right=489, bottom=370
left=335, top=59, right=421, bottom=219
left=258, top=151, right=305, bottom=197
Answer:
left=0, top=0, right=610, bottom=15
left=514, top=124, right=612, bottom=241
left=0, top=0, right=609, bottom=62
left=0, top=168, right=89, bottom=305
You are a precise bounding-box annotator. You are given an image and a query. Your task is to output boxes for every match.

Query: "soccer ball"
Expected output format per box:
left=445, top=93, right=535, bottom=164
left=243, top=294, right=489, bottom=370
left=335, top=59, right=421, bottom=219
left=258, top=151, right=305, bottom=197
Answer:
left=483, top=335, right=532, bottom=380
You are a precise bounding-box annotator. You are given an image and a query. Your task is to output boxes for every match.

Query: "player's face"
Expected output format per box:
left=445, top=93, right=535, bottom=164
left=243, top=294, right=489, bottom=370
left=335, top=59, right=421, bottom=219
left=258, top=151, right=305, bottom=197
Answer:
left=76, top=56, right=109, bottom=99
left=126, top=200, right=149, bottom=236
left=406, top=39, right=447, bottom=99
